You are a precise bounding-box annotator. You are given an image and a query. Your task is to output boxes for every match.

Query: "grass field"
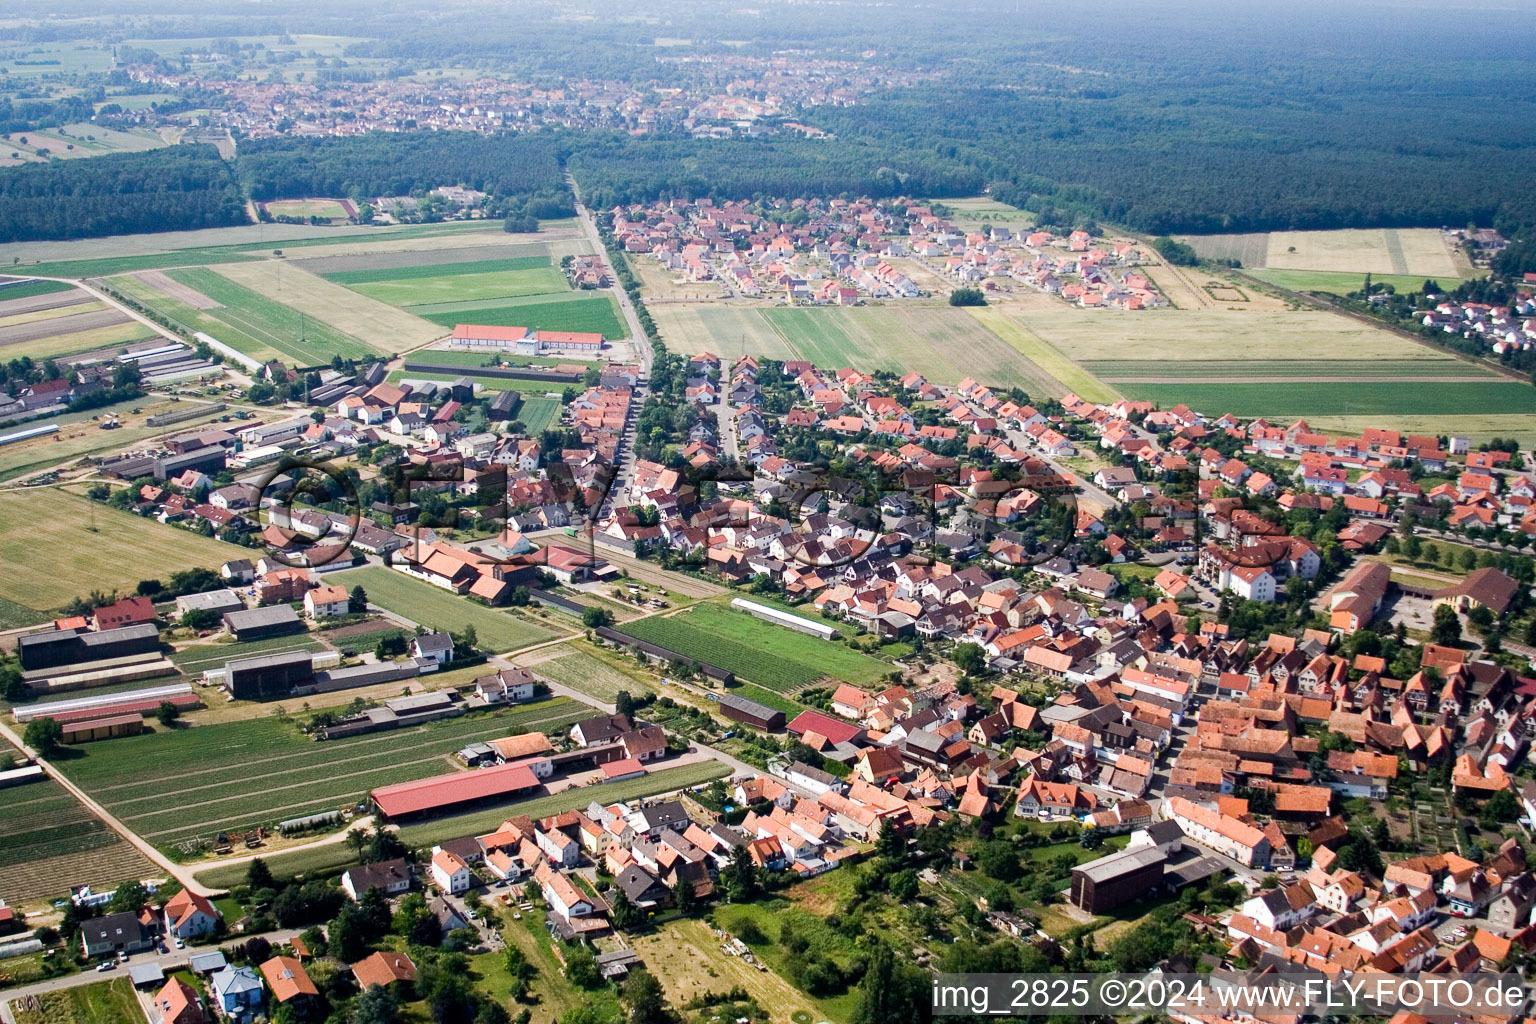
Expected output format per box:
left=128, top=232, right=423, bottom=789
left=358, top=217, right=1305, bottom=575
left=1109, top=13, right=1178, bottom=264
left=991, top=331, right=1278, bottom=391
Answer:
left=321, top=255, right=552, bottom=285
left=0, top=490, right=239, bottom=614
left=0, top=279, right=77, bottom=301
left=170, top=634, right=330, bottom=676
left=330, top=566, right=565, bottom=652
left=12, top=977, right=142, bottom=1024
left=1114, top=381, right=1536, bottom=419
left=517, top=396, right=563, bottom=434
left=210, top=260, right=445, bottom=352
left=0, top=778, right=157, bottom=906
left=55, top=699, right=589, bottom=850
left=355, top=267, right=571, bottom=305
left=263, top=198, right=350, bottom=220
left=621, top=603, right=891, bottom=691
left=519, top=644, right=657, bottom=703
left=1247, top=269, right=1461, bottom=295
left=0, top=319, right=159, bottom=363
left=417, top=294, right=626, bottom=337
left=1086, top=358, right=1494, bottom=380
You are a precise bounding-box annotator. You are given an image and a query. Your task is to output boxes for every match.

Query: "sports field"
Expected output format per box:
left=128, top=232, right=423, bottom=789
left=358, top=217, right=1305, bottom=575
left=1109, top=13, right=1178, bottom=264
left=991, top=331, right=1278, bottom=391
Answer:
left=0, top=489, right=238, bottom=614
left=0, top=777, right=158, bottom=906
left=330, top=566, right=566, bottom=652
left=1181, top=228, right=1462, bottom=278
left=263, top=198, right=351, bottom=220
left=210, top=260, right=444, bottom=351
left=517, top=396, right=563, bottom=433
left=54, top=699, right=590, bottom=850
left=621, top=602, right=891, bottom=691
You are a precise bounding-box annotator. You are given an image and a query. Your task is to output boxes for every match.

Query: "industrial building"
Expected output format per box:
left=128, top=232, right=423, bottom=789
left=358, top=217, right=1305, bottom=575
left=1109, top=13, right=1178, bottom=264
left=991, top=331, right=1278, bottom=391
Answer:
left=226, top=651, right=315, bottom=701
left=371, top=761, right=542, bottom=821
left=222, top=604, right=305, bottom=641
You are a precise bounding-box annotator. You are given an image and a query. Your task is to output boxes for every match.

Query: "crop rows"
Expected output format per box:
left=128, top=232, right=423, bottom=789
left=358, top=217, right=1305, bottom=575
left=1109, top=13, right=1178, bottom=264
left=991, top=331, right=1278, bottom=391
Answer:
left=323, top=255, right=550, bottom=285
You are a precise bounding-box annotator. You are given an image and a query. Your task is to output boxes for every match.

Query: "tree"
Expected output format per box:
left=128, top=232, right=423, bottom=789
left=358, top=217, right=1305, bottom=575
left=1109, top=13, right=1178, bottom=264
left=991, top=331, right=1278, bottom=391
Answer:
left=952, top=642, right=986, bottom=675
left=723, top=843, right=760, bottom=903
left=948, top=287, right=986, bottom=306
left=156, top=701, right=181, bottom=726
left=349, top=585, right=368, bottom=613
left=1431, top=604, right=1463, bottom=646
left=889, top=869, right=920, bottom=901
left=673, top=876, right=696, bottom=916
left=614, top=689, right=635, bottom=719
left=1483, top=788, right=1520, bottom=824
left=875, top=818, right=905, bottom=861
left=563, top=944, right=602, bottom=989
left=23, top=717, right=62, bottom=755
left=581, top=607, right=612, bottom=629
left=350, top=985, right=401, bottom=1024
left=851, top=942, right=930, bottom=1024
left=461, top=624, right=478, bottom=651
left=328, top=903, right=370, bottom=962
left=247, top=858, right=275, bottom=891
left=107, top=881, right=148, bottom=913
left=243, top=936, right=273, bottom=964
left=623, top=970, right=670, bottom=1024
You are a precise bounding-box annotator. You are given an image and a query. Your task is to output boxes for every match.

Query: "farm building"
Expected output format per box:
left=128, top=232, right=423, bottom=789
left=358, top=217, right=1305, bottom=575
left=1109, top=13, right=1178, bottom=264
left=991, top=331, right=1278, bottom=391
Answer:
left=371, top=761, right=542, bottom=821
left=450, top=324, right=604, bottom=354
left=222, top=604, right=305, bottom=641
left=786, top=710, right=864, bottom=746
left=60, top=713, right=146, bottom=744
left=12, top=683, right=200, bottom=724
left=17, top=623, right=161, bottom=673
left=600, top=757, right=647, bottom=781
left=1070, top=846, right=1168, bottom=914
left=716, top=693, right=786, bottom=732
left=175, top=588, right=246, bottom=619
left=729, top=598, right=839, bottom=640
left=226, top=651, right=316, bottom=701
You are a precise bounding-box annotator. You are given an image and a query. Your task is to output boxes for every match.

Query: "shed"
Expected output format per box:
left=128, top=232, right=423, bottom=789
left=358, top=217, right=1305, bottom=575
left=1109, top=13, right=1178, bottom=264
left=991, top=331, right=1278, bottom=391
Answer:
left=129, top=963, right=166, bottom=989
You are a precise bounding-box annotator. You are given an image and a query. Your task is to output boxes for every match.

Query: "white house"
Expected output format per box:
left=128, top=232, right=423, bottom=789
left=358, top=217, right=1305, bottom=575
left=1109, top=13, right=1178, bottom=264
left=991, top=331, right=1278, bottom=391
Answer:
left=430, top=849, right=473, bottom=894
left=303, top=584, right=351, bottom=620
left=412, top=633, right=455, bottom=665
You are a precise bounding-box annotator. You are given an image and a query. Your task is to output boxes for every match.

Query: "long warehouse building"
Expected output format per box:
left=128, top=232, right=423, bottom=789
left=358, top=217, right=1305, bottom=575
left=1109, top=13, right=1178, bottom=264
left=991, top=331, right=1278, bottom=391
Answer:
left=371, top=762, right=542, bottom=821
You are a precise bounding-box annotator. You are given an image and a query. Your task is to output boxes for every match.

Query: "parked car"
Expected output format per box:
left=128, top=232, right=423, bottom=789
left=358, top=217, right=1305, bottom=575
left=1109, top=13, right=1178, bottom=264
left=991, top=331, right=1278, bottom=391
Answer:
left=96, top=962, right=114, bottom=972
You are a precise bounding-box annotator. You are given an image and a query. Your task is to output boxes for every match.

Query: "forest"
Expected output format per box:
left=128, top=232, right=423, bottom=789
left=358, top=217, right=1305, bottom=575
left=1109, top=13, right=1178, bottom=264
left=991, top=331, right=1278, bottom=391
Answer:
left=235, top=131, right=569, bottom=205
left=0, top=144, right=246, bottom=243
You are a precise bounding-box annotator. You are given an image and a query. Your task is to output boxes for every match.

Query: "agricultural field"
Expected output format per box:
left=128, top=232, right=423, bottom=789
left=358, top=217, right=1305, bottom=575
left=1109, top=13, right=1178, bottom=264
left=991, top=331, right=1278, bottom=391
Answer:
left=330, top=566, right=566, bottom=652
left=1113, top=382, right=1536, bottom=421
left=1181, top=228, right=1463, bottom=278
left=515, top=643, right=658, bottom=703
left=416, top=294, right=626, bottom=336
left=0, top=489, right=239, bottom=615
left=292, top=241, right=569, bottom=278
left=1, top=123, right=168, bottom=167
left=650, top=306, right=796, bottom=361
left=935, top=195, right=1036, bottom=231
left=961, top=306, right=1115, bottom=400
left=11, top=977, right=142, bottom=1024
left=325, top=254, right=558, bottom=288
left=0, top=778, right=158, bottom=906
left=209, top=260, right=444, bottom=352
left=620, top=602, right=891, bottom=691
left=262, top=198, right=352, bottom=220
left=1305, top=414, right=1536, bottom=447
left=103, top=268, right=378, bottom=364
left=516, top=396, right=563, bottom=434
left=1086, top=358, right=1495, bottom=381
left=0, top=282, right=152, bottom=363
left=0, top=279, right=77, bottom=301
left=55, top=698, right=589, bottom=851
left=1247, top=268, right=1460, bottom=295
left=0, top=319, right=158, bottom=363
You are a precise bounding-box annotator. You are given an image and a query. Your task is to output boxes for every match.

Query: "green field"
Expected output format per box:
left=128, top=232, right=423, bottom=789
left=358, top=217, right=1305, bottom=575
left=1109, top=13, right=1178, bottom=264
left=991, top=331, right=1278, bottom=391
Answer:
left=168, top=267, right=381, bottom=361
left=354, top=267, right=569, bottom=306
left=0, top=778, right=156, bottom=906
left=526, top=645, right=657, bottom=703
left=963, top=306, right=1119, bottom=402
left=325, top=255, right=552, bottom=285
left=0, top=279, right=77, bottom=301
left=170, top=634, right=329, bottom=675
left=517, top=396, right=563, bottom=433
left=727, top=684, right=810, bottom=716
left=55, top=698, right=589, bottom=849
left=13, top=978, right=142, bottom=1024
left=331, top=566, right=565, bottom=652
left=1086, top=358, right=1495, bottom=380
left=0, top=489, right=240, bottom=614
left=418, top=294, right=626, bottom=338
left=264, top=198, right=350, bottom=220
left=621, top=603, right=891, bottom=691
left=1248, top=268, right=1462, bottom=295
left=1114, top=381, right=1536, bottom=419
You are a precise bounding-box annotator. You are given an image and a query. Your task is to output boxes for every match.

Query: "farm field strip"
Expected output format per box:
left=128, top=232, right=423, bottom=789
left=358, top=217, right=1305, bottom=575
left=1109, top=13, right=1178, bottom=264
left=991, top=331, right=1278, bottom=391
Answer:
left=1247, top=268, right=1463, bottom=294
left=0, top=279, right=79, bottom=301
left=1084, top=358, right=1483, bottom=379
left=1114, top=381, right=1536, bottom=419
left=293, top=241, right=567, bottom=277
left=0, top=490, right=239, bottom=611
left=0, top=319, right=157, bottom=363
left=352, top=267, right=570, bottom=306
left=0, top=308, right=130, bottom=346
left=0, top=298, right=107, bottom=328
left=1184, top=228, right=1459, bottom=278
left=620, top=602, right=890, bottom=690
left=323, top=255, right=552, bottom=285
left=209, top=260, right=444, bottom=352
left=1305, top=414, right=1536, bottom=447
left=168, top=267, right=381, bottom=360
left=330, top=566, right=566, bottom=651
left=401, top=292, right=605, bottom=316
left=416, top=294, right=626, bottom=337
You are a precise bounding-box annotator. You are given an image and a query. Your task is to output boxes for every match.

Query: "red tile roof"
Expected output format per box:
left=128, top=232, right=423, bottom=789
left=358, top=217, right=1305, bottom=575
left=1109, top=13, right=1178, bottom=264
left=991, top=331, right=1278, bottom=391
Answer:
left=372, top=762, right=540, bottom=818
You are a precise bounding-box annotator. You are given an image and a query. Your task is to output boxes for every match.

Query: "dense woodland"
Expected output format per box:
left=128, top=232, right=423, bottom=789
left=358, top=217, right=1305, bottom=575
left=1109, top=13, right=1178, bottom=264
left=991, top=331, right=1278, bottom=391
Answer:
left=0, top=144, right=245, bottom=242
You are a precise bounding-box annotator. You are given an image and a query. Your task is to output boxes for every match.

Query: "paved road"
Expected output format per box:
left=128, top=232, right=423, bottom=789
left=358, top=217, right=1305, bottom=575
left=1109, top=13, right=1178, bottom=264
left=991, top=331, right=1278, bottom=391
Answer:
left=1, top=928, right=300, bottom=1007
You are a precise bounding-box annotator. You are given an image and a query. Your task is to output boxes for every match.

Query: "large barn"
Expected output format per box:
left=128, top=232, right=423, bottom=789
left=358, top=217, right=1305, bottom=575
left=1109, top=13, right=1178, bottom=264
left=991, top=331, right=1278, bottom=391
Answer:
left=371, top=762, right=542, bottom=821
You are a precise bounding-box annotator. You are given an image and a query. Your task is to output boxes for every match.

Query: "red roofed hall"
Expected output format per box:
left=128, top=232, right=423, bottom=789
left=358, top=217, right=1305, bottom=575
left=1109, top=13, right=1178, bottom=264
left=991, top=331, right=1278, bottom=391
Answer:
left=785, top=710, right=863, bottom=746
left=371, top=762, right=541, bottom=820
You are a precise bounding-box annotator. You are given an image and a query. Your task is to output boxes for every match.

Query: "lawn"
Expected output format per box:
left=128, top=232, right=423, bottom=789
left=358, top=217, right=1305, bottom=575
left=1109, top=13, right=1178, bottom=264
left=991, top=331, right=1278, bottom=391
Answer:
left=391, top=759, right=731, bottom=848
left=1113, top=381, right=1536, bottom=419
left=620, top=602, right=891, bottom=691
left=323, top=255, right=552, bottom=285
left=12, top=977, right=141, bottom=1024
left=0, top=778, right=156, bottom=906
left=418, top=294, right=626, bottom=338
left=330, top=566, right=566, bottom=652
left=55, top=698, right=589, bottom=851
left=1248, top=268, right=1462, bottom=295
left=0, top=489, right=240, bottom=615
left=516, top=396, right=563, bottom=434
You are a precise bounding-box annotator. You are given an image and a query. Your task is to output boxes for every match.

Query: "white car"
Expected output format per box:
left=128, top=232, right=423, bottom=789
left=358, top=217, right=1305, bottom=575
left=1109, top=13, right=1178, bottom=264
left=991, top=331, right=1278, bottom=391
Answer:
left=174, top=938, right=185, bottom=949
